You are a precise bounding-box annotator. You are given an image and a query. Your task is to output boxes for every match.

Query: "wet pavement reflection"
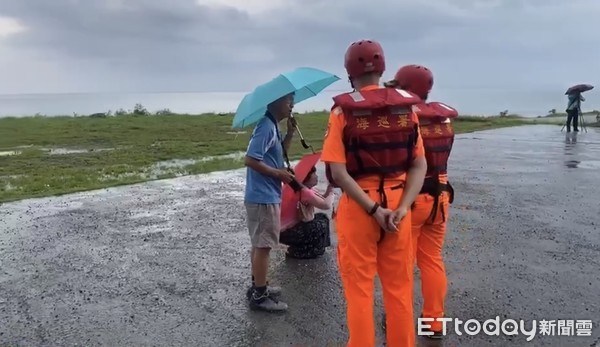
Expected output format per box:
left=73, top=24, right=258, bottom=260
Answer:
left=0, top=124, right=599, bottom=346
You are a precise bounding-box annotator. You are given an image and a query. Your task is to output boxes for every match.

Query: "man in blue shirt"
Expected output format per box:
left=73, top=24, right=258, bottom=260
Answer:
left=566, top=92, right=585, bottom=132
left=244, top=93, right=295, bottom=312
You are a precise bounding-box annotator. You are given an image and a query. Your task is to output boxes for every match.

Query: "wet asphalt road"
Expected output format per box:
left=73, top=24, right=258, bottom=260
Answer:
left=1, top=124, right=599, bottom=347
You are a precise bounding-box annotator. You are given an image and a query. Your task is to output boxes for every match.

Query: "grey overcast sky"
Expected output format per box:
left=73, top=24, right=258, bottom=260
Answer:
left=0, top=0, right=599, bottom=114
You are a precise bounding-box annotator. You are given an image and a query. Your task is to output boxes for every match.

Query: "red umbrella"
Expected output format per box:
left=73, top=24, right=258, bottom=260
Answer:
left=565, top=84, right=594, bottom=95
left=290, top=152, right=321, bottom=183
left=280, top=152, right=322, bottom=223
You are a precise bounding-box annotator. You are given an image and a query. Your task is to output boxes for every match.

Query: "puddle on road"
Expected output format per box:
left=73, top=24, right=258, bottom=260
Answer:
left=564, top=160, right=581, bottom=169
left=456, top=125, right=600, bottom=172
left=561, top=132, right=600, bottom=169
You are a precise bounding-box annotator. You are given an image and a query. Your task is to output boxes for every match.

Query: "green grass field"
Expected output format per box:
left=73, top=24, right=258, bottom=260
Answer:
left=0, top=110, right=555, bottom=203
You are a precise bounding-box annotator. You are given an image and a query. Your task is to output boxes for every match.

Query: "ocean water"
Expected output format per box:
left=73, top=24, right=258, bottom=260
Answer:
left=0, top=88, right=597, bottom=118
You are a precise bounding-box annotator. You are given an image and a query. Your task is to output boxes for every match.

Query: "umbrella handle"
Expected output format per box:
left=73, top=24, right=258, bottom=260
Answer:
left=300, top=139, right=312, bottom=150
left=284, top=166, right=302, bottom=191
left=288, top=178, right=302, bottom=192
left=282, top=152, right=304, bottom=192
left=290, top=114, right=315, bottom=153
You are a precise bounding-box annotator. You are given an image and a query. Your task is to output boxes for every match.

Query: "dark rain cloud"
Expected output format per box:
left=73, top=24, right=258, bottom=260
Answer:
left=0, top=0, right=598, bottom=95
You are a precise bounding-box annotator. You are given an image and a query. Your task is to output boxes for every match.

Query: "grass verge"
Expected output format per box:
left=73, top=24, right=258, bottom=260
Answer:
left=0, top=111, right=553, bottom=203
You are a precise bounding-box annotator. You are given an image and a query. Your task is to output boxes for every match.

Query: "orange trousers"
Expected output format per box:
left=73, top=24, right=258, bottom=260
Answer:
left=335, top=185, right=415, bottom=347
left=411, top=191, right=451, bottom=332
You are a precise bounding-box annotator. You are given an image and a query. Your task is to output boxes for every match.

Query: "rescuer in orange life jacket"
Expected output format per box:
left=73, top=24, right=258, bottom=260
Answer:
left=320, top=40, right=428, bottom=347
left=382, top=64, right=459, bottom=340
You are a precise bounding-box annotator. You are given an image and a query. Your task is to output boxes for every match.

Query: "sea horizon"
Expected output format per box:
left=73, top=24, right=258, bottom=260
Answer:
left=0, top=88, right=596, bottom=118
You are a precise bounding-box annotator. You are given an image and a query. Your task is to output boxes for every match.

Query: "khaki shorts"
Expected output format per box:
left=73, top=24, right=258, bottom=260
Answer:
left=245, top=203, right=281, bottom=248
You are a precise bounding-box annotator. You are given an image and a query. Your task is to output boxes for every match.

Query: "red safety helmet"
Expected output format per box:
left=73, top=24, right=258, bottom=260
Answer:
left=344, top=39, right=386, bottom=79
left=391, top=64, right=433, bottom=99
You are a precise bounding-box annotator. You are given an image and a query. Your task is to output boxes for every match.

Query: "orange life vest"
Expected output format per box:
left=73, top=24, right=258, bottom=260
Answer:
left=325, top=88, right=421, bottom=187
left=413, top=101, right=459, bottom=222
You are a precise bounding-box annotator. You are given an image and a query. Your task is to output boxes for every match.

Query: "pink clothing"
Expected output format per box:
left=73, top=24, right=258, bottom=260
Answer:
left=280, top=187, right=334, bottom=231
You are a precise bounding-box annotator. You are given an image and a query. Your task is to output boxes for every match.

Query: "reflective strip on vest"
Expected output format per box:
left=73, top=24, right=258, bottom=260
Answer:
left=437, top=103, right=455, bottom=112
left=395, top=88, right=415, bottom=98
left=390, top=106, right=411, bottom=115
left=351, top=109, right=372, bottom=117
left=349, top=91, right=365, bottom=102
left=349, top=88, right=414, bottom=102
left=350, top=106, right=411, bottom=117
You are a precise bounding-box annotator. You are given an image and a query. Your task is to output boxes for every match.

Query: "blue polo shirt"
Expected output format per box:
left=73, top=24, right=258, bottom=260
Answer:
left=244, top=112, right=285, bottom=204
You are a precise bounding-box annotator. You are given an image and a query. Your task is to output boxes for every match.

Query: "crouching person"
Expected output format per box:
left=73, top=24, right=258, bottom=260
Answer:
left=280, top=166, right=335, bottom=259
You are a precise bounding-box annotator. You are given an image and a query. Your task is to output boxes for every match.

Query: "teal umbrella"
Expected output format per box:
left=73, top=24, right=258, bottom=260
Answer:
left=232, top=67, right=341, bottom=129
